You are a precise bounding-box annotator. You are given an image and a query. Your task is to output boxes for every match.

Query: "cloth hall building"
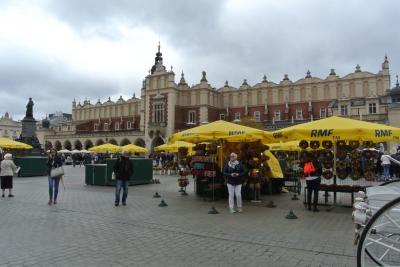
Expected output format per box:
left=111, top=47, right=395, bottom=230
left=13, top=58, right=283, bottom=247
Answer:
left=39, top=46, right=394, bottom=151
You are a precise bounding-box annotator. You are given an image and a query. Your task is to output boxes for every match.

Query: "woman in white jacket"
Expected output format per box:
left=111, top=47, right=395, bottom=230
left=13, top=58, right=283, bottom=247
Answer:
left=381, top=152, right=400, bottom=181
left=0, top=153, right=18, bottom=197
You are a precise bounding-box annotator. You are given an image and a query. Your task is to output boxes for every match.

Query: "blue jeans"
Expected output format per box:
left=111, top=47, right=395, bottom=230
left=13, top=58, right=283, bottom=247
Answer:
left=48, top=176, right=60, bottom=201
left=383, top=164, right=391, bottom=179
left=115, top=179, right=128, bottom=204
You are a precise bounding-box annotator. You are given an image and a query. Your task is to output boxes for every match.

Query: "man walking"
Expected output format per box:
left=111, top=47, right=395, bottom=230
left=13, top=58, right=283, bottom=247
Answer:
left=113, top=150, right=133, bottom=206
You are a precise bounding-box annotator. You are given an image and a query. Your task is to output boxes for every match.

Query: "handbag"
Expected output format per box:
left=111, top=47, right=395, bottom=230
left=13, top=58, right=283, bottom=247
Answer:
left=51, top=166, right=64, bottom=178
left=303, top=162, right=316, bottom=175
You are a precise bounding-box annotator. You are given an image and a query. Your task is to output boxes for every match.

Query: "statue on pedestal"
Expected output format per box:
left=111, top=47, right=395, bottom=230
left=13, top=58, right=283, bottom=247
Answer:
left=26, top=98, right=34, bottom=118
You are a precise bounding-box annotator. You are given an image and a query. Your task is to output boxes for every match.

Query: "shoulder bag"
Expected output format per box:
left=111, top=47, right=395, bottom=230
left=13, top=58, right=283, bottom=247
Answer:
left=51, top=166, right=64, bottom=178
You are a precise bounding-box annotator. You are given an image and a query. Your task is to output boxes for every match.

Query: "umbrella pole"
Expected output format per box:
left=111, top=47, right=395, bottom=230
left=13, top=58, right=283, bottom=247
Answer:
left=327, top=139, right=338, bottom=211
left=208, top=140, right=219, bottom=214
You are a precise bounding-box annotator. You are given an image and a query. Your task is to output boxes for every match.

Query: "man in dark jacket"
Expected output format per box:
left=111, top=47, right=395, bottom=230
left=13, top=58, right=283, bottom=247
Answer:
left=113, top=150, right=133, bottom=206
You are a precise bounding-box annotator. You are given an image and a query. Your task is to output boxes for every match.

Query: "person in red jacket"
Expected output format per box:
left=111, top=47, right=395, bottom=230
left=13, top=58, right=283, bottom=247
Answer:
left=303, top=153, right=322, bottom=212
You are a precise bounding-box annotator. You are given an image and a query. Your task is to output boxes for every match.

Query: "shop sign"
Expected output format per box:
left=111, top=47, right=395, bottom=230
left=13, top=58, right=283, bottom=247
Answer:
left=310, top=129, right=334, bottom=137
left=229, top=130, right=245, bottom=136
left=181, top=132, right=194, bottom=137
left=375, top=129, right=392, bottom=137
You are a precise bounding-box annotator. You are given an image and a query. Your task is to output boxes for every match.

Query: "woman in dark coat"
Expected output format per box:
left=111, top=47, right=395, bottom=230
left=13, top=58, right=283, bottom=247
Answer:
left=223, top=152, right=246, bottom=213
left=303, top=153, right=322, bottom=212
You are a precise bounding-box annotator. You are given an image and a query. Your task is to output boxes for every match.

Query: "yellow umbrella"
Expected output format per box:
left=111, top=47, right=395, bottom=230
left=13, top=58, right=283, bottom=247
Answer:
left=169, top=120, right=272, bottom=143
left=0, top=137, right=32, bottom=149
left=268, top=141, right=304, bottom=151
left=155, top=141, right=195, bottom=152
left=272, top=116, right=400, bottom=142
left=121, top=144, right=148, bottom=153
left=263, top=150, right=283, bottom=179
left=88, top=143, right=122, bottom=153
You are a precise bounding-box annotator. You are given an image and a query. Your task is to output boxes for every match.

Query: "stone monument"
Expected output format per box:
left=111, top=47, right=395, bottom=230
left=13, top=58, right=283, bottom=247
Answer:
left=19, top=98, right=41, bottom=151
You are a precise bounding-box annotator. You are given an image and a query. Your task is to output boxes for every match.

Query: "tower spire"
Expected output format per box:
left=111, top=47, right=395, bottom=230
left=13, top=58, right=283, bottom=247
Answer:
left=151, top=42, right=165, bottom=74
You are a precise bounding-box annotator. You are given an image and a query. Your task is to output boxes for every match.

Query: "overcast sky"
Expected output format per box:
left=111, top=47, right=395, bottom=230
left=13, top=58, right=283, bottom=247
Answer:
left=1, top=0, right=399, bottom=120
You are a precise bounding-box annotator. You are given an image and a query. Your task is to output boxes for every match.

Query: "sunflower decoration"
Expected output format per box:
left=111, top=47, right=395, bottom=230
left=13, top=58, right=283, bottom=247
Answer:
left=322, top=160, right=333, bottom=169
left=337, top=149, right=348, bottom=160
left=337, top=168, right=348, bottom=180
left=322, top=140, right=333, bottom=149
left=324, top=150, right=334, bottom=161
left=349, top=140, right=360, bottom=149
left=310, top=140, right=320, bottom=150
left=322, top=170, right=333, bottom=180
left=336, top=140, right=346, bottom=148
left=350, top=150, right=360, bottom=159
left=299, top=140, right=309, bottom=150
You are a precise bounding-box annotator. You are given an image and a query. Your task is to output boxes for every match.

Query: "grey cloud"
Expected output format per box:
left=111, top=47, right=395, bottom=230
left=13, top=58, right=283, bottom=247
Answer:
left=1, top=0, right=400, bottom=120
left=0, top=48, right=119, bottom=120
left=44, top=0, right=400, bottom=87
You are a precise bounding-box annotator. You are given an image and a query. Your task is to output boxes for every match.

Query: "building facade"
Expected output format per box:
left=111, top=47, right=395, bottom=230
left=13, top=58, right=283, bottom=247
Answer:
left=42, top=45, right=394, bottom=151
left=0, top=112, right=22, bottom=140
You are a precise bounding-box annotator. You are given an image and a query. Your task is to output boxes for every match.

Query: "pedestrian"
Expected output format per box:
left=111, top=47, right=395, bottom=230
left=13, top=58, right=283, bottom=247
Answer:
left=223, top=152, right=246, bottom=213
left=0, top=153, right=18, bottom=198
left=113, top=150, right=133, bottom=206
left=303, top=152, right=322, bottom=212
left=381, top=152, right=392, bottom=181
left=47, top=148, right=63, bottom=205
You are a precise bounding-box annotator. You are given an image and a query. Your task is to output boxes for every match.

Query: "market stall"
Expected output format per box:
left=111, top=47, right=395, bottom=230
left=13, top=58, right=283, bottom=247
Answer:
left=268, top=141, right=324, bottom=194
left=0, top=137, right=47, bottom=177
left=85, top=143, right=152, bottom=186
left=169, top=120, right=280, bottom=200
left=272, top=116, right=400, bottom=207
left=154, top=141, right=195, bottom=175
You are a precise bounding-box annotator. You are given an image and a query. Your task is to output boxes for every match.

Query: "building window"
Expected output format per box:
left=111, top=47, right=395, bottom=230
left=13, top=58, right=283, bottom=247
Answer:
left=104, top=123, right=108, bottom=131
left=368, top=103, right=377, bottom=114
left=94, top=123, right=98, bottom=131
left=153, top=102, right=164, bottom=123
left=274, top=111, right=281, bottom=121
left=115, top=122, right=120, bottom=130
left=254, top=111, right=261, bottom=122
left=320, top=108, right=326, bottom=118
left=188, top=111, right=196, bottom=124
left=219, top=114, right=226, bottom=120
left=296, top=109, right=303, bottom=120
left=234, top=112, right=241, bottom=121
left=340, top=105, right=348, bottom=116
left=127, top=121, right=132, bottom=129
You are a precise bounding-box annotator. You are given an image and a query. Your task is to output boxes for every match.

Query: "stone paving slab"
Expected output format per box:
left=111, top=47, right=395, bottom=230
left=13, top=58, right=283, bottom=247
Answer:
left=0, top=166, right=357, bottom=266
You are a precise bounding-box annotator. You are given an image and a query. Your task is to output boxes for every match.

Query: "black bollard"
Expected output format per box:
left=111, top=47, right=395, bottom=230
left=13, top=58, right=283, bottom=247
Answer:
left=158, top=199, right=168, bottom=207
left=208, top=206, right=219, bottom=214
left=153, top=192, right=161, bottom=198
left=292, top=194, right=299, bottom=200
left=285, top=210, right=298, bottom=219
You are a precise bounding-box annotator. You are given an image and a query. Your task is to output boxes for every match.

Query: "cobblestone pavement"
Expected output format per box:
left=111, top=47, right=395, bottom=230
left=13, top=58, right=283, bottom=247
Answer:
left=0, top=166, right=357, bottom=267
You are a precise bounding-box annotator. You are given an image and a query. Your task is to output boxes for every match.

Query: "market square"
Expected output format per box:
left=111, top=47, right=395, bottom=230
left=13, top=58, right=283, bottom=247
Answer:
left=2, top=1, right=400, bottom=266
left=0, top=166, right=357, bottom=267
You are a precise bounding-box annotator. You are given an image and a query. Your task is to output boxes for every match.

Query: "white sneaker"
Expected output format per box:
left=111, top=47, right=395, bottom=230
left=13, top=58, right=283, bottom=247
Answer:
left=237, top=207, right=243, bottom=213
left=230, top=208, right=236, bottom=214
